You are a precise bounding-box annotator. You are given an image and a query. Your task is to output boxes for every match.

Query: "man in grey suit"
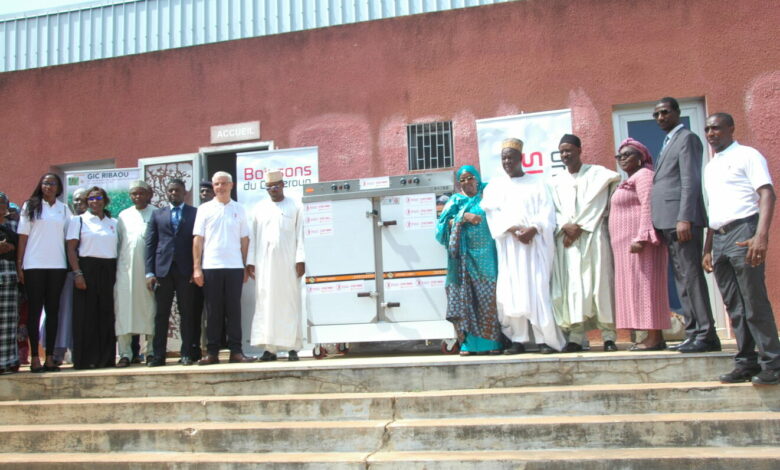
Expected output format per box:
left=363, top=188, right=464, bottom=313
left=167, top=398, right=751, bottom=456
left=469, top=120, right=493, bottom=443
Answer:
left=651, top=97, right=720, bottom=353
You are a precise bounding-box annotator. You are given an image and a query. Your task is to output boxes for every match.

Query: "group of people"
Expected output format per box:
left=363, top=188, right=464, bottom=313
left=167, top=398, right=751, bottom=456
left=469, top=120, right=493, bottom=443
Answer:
left=1, top=97, right=778, bottom=387
left=437, top=98, right=780, bottom=386
left=0, top=169, right=307, bottom=373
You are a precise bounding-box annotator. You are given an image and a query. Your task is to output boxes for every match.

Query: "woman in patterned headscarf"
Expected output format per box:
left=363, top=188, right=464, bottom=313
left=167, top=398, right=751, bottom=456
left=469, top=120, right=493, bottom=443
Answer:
left=436, top=165, right=503, bottom=355
left=609, top=138, right=670, bottom=350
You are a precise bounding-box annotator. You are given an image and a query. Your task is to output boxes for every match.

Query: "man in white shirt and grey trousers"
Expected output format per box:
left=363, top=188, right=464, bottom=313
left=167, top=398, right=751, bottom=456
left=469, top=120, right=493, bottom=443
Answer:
left=702, top=112, right=780, bottom=386
left=192, top=171, right=256, bottom=365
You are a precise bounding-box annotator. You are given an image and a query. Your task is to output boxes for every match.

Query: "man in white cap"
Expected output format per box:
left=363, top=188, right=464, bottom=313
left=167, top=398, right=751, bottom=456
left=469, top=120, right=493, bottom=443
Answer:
left=247, top=171, right=305, bottom=361
left=115, top=180, right=157, bottom=367
left=481, top=138, right=566, bottom=354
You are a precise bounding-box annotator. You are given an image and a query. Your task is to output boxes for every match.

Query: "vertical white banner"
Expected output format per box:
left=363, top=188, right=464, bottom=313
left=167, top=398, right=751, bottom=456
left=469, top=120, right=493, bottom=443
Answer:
left=476, top=109, right=572, bottom=183
left=236, top=146, right=319, bottom=214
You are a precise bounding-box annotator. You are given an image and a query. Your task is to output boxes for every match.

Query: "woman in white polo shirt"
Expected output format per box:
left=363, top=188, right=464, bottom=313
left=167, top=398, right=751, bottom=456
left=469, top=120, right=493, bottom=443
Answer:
left=66, top=186, right=119, bottom=370
left=16, top=173, right=72, bottom=373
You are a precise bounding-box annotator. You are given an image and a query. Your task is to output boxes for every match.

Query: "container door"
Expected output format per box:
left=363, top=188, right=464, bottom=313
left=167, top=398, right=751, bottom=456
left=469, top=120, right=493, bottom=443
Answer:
left=379, top=192, right=447, bottom=322
left=304, top=198, right=378, bottom=325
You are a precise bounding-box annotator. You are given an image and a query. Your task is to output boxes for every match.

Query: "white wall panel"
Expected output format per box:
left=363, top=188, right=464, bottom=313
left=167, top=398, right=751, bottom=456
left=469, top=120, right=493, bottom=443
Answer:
left=0, top=0, right=513, bottom=72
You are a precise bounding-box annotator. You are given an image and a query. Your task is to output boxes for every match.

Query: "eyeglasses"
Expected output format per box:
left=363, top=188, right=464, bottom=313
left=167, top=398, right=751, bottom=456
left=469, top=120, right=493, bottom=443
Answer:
left=651, top=109, right=671, bottom=119
left=615, top=151, right=638, bottom=160
left=87, top=196, right=104, bottom=201
left=459, top=175, right=475, bottom=183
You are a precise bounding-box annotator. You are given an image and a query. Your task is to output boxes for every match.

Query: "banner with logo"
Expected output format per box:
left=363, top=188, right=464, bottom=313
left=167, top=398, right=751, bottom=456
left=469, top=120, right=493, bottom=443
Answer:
left=236, top=146, right=319, bottom=215
left=476, top=109, right=572, bottom=183
left=64, top=167, right=141, bottom=214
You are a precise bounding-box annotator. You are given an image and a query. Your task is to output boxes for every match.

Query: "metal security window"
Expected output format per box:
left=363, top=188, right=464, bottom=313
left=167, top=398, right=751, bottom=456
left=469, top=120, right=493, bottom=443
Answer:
left=407, top=121, right=454, bottom=170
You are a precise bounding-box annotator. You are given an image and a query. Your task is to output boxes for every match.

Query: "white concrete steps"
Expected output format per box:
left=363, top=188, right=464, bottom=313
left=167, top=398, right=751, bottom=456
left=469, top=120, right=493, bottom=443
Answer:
left=0, top=351, right=735, bottom=401
left=1, top=347, right=778, bottom=468
left=0, top=412, right=777, bottom=453
left=1, top=382, right=777, bottom=425
left=2, top=448, right=780, bottom=470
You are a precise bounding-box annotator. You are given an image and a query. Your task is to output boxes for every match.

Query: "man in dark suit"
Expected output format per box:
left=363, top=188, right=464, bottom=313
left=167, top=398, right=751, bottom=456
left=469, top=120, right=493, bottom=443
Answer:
left=651, top=97, right=720, bottom=353
left=145, top=179, right=201, bottom=366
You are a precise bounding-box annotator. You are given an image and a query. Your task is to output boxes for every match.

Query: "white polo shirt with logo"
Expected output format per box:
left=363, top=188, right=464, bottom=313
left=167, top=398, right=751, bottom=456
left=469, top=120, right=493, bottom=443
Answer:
left=703, top=141, right=773, bottom=230
left=193, top=199, right=250, bottom=269
left=17, top=199, right=72, bottom=269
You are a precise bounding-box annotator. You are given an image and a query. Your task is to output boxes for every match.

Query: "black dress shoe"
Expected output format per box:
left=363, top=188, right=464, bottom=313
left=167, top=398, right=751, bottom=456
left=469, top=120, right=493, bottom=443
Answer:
left=679, top=339, right=721, bottom=353
left=288, top=350, right=299, bottom=362
left=562, top=342, right=583, bottom=353
left=752, top=369, right=780, bottom=386
left=537, top=343, right=556, bottom=354
left=719, top=366, right=760, bottom=383
left=179, top=356, right=194, bottom=366
left=198, top=354, right=220, bottom=366
left=503, top=342, right=525, bottom=355
left=229, top=353, right=256, bottom=363
left=603, top=340, right=618, bottom=352
left=668, top=337, right=693, bottom=351
left=260, top=351, right=278, bottom=361
left=147, top=358, right=166, bottom=367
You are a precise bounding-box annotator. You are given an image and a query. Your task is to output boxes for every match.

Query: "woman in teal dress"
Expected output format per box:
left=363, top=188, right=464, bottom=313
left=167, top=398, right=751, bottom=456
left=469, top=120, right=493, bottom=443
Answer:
left=436, top=165, right=503, bottom=355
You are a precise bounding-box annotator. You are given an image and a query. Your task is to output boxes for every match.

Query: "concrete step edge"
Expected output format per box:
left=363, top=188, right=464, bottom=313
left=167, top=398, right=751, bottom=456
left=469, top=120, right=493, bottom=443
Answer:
left=0, top=419, right=390, bottom=432
left=0, top=381, right=755, bottom=407
left=1, top=411, right=777, bottom=433
left=2, top=447, right=779, bottom=464
left=391, top=410, right=780, bottom=428
left=368, top=447, right=780, bottom=462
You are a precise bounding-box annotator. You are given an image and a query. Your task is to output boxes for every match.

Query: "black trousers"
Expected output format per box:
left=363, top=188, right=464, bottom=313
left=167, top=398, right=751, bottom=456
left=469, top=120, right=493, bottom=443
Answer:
left=712, top=219, right=780, bottom=371
left=72, top=257, right=116, bottom=369
left=24, top=268, right=67, bottom=357
left=153, top=264, right=203, bottom=359
left=661, top=227, right=718, bottom=342
left=203, top=269, right=244, bottom=356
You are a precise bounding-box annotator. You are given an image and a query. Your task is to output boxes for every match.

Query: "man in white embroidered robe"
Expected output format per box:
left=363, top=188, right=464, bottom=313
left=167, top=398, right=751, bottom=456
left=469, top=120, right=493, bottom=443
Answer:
left=482, top=138, right=566, bottom=354
left=114, top=180, right=156, bottom=366
left=550, top=134, right=620, bottom=353
left=247, top=171, right=305, bottom=361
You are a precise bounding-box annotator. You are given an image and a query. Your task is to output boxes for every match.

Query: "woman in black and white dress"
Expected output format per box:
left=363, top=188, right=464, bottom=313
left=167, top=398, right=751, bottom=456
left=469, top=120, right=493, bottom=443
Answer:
left=66, top=186, right=118, bottom=370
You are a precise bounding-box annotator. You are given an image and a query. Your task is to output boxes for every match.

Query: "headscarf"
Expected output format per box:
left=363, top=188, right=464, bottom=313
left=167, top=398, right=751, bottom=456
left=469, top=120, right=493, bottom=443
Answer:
left=436, top=165, right=489, bottom=284
left=618, top=137, right=654, bottom=170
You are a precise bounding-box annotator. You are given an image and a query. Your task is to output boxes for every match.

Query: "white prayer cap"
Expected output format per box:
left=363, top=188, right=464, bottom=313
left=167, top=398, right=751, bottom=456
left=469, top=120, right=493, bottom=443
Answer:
left=266, top=171, right=283, bottom=184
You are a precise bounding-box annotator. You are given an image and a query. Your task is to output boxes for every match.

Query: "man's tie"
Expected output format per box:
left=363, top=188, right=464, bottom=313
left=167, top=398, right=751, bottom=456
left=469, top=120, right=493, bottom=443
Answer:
left=661, top=134, right=671, bottom=152
left=171, top=206, right=181, bottom=232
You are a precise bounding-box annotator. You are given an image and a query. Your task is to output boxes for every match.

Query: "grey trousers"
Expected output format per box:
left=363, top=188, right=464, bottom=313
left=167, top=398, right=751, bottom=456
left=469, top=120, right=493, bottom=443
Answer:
left=712, top=219, right=780, bottom=371
left=662, top=227, right=718, bottom=342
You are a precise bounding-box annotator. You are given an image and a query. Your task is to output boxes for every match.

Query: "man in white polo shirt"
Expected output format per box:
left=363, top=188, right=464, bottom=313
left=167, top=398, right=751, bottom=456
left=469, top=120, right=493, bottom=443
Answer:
left=702, top=112, right=780, bottom=386
left=193, top=171, right=255, bottom=365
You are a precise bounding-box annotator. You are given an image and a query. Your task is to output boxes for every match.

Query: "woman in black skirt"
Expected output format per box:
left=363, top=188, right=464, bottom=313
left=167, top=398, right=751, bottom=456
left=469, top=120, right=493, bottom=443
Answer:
left=66, top=186, right=118, bottom=369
